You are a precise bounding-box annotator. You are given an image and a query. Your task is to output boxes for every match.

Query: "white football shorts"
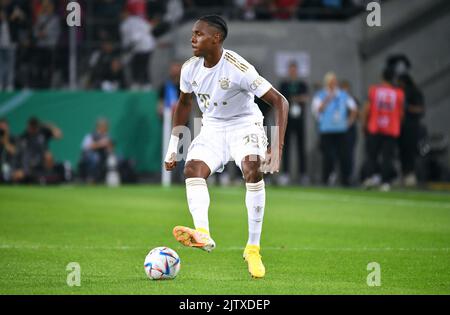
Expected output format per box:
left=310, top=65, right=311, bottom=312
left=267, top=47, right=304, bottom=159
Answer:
left=186, top=119, right=268, bottom=174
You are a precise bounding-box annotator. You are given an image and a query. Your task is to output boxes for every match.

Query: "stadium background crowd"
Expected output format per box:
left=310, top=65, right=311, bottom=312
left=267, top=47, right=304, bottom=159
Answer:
left=0, top=0, right=367, bottom=91
left=0, top=0, right=449, bottom=190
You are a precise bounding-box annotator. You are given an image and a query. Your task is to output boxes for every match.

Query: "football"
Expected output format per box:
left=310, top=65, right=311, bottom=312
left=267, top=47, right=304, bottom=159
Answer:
left=144, top=247, right=181, bottom=280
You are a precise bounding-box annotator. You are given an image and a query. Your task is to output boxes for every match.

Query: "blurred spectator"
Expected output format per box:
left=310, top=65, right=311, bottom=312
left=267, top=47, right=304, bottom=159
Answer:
left=35, top=149, right=70, bottom=184
left=190, top=0, right=227, bottom=7
left=0, top=0, right=13, bottom=91
left=279, top=61, right=309, bottom=185
left=397, top=74, right=425, bottom=187
left=30, top=0, right=61, bottom=89
left=298, top=0, right=361, bottom=19
left=234, top=0, right=274, bottom=20
left=253, top=0, right=275, bottom=20
left=322, top=0, right=342, bottom=9
left=9, top=1, right=32, bottom=89
left=0, top=0, right=28, bottom=90
left=126, top=0, right=147, bottom=18
left=148, top=0, right=183, bottom=38
left=79, top=118, right=114, bottom=183
left=361, top=68, right=405, bottom=191
left=87, top=39, right=125, bottom=91
left=120, top=8, right=156, bottom=90
left=162, top=0, right=184, bottom=26
left=386, top=54, right=411, bottom=82
left=15, top=116, right=63, bottom=183
left=273, top=0, right=300, bottom=20
left=147, top=0, right=166, bottom=20
left=340, top=79, right=360, bottom=184
left=312, top=72, right=357, bottom=186
left=233, top=0, right=253, bottom=20
left=158, top=61, right=182, bottom=117
left=93, top=0, right=123, bottom=40
left=0, top=117, right=17, bottom=182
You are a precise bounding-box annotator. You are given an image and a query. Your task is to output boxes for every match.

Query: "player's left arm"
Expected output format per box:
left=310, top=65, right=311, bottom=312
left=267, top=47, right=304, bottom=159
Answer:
left=260, top=87, right=289, bottom=173
left=44, top=122, right=63, bottom=140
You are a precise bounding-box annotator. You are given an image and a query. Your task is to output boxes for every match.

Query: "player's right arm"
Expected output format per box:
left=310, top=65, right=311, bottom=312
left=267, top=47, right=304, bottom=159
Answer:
left=164, top=91, right=193, bottom=171
left=172, top=92, right=193, bottom=129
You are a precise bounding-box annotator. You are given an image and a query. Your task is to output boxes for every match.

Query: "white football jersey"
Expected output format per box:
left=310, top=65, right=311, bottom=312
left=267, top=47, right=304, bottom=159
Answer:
left=180, top=49, right=272, bottom=125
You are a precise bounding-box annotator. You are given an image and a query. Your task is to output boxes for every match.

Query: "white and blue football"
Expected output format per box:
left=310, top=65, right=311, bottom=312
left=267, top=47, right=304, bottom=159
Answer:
left=144, top=247, right=181, bottom=280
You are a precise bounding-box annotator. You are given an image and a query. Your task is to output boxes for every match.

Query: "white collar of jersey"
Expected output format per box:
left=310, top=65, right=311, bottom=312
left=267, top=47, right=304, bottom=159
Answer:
left=201, top=49, right=226, bottom=71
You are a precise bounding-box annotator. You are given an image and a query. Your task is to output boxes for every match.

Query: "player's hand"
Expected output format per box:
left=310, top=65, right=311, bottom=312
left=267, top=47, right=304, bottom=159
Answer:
left=164, top=135, right=180, bottom=171
left=164, top=152, right=177, bottom=171
left=260, top=147, right=281, bottom=174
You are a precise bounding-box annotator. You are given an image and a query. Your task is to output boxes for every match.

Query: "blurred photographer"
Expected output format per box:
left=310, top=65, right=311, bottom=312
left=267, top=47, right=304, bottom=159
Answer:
left=79, top=118, right=115, bottom=183
left=0, top=117, right=17, bottom=182
left=16, top=117, right=62, bottom=183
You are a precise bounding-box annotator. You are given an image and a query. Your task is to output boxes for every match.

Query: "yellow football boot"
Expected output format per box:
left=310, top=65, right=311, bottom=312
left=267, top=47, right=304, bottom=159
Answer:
left=243, top=245, right=265, bottom=278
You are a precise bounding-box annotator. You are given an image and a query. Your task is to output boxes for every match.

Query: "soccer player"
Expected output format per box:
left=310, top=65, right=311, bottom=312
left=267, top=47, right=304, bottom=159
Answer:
left=164, top=15, right=289, bottom=278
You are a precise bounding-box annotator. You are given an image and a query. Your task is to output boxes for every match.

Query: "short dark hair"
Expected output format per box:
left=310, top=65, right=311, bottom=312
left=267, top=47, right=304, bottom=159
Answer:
left=199, top=15, right=228, bottom=42
left=288, top=60, right=298, bottom=68
left=28, top=116, right=40, bottom=128
left=382, top=67, right=395, bottom=83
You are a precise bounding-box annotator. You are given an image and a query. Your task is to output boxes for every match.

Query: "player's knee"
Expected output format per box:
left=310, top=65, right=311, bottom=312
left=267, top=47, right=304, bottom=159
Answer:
left=184, top=160, right=210, bottom=179
left=242, top=160, right=262, bottom=183
left=184, top=162, right=196, bottom=178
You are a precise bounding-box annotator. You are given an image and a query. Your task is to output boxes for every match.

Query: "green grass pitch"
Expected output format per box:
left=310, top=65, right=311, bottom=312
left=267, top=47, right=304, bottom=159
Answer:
left=0, top=185, right=449, bottom=294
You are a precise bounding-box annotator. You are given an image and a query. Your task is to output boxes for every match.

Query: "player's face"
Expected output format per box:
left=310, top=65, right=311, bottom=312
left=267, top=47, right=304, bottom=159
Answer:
left=191, top=20, right=220, bottom=57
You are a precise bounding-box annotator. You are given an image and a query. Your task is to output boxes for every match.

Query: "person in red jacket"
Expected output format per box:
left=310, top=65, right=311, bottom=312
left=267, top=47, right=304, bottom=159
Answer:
left=362, top=68, right=404, bottom=191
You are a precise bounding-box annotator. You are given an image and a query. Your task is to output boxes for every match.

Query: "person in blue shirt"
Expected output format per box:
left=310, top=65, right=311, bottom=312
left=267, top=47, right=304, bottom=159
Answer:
left=312, top=72, right=357, bottom=186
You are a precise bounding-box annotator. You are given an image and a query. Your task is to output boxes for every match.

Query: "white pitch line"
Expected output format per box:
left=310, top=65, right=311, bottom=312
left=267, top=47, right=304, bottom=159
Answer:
left=0, top=244, right=449, bottom=252
left=216, top=189, right=450, bottom=209
left=0, top=244, right=136, bottom=251
left=222, top=246, right=450, bottom=252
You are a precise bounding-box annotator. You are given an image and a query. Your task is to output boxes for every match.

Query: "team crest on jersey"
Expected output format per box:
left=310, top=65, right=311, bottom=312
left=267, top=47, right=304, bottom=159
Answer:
left=192, top=81, right=198, bottom=88
left=219, top=77, right=230, bottom=90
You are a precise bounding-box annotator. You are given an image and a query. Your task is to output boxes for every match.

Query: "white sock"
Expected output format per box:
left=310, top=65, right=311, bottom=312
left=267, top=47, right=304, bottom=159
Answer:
left=246, top=180, right=265, bottom=246
left=186, top=178, right=210, bottom=233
